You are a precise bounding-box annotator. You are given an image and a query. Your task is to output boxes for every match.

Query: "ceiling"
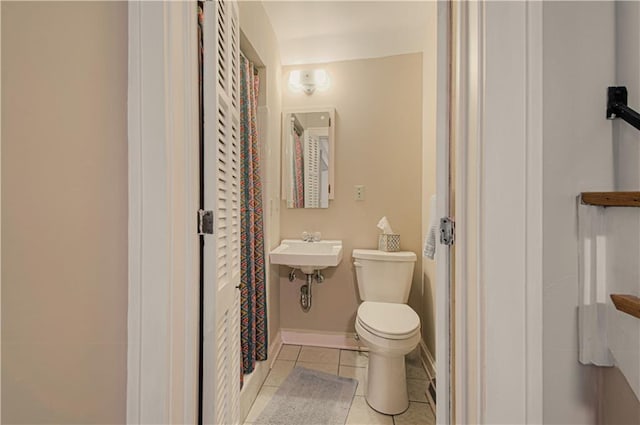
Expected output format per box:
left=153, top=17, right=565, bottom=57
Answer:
left=261, top=1, right=430, bottom=65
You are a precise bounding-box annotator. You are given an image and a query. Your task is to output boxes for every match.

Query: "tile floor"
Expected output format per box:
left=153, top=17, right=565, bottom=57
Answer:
left=244, top=345, right=435, bottom=425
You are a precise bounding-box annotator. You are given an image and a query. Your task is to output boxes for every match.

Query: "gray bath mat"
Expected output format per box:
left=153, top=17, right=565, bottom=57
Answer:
left=254, top=367, right=357, bottom=425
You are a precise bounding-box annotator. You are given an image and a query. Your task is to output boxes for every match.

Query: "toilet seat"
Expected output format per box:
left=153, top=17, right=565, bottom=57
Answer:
left=357, top=301, right=420, bottom=340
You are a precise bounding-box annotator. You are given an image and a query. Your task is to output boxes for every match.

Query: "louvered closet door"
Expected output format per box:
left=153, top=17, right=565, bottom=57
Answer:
left=202, top=1, right=241, bottom=424
left=304, top=133, right=320, bottom=208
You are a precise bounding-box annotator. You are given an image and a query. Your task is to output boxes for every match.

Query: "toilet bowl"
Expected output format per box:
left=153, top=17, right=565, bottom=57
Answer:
left=352, top=248, right=420, bottom=414
left=355, top=300, right=421, bottom=414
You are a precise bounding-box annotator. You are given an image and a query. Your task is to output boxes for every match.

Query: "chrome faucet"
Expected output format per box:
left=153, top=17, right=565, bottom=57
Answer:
left=302, top=231, right=321, bottom=242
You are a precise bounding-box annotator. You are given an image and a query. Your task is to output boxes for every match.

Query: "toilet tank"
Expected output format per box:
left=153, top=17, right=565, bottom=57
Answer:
left=352, top=249, right=417, bottom=303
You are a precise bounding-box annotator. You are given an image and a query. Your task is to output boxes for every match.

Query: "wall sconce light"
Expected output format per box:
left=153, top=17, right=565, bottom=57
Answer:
left=288, top=69, right=330, bottom=95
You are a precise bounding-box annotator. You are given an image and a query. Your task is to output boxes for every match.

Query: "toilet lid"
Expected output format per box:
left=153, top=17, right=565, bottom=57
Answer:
left=357, top=302, right=420, bottom=339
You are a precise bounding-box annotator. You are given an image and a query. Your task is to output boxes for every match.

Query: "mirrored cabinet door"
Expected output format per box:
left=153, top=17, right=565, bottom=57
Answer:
left=282, top=108, right=335, bottom=209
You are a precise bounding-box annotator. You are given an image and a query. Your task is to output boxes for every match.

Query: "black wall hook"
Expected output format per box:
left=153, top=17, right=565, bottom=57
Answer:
left=607, top=86, right=640, bottom=131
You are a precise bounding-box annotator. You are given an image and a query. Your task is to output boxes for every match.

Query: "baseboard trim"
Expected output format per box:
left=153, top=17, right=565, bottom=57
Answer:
left=419, top=339, right=436, bottom=414
left=419, top=339, right=436, bottom=380
left=281, top=328, right=368, bottom=351
left=239, top=330, right=283, bottom=422
left=268, top=330, right=284, bottom=368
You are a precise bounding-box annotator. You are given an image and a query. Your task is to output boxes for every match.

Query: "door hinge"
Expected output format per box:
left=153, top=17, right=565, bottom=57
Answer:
left=198, top=209, right=214, bottom=235
left=440, top=217, right=455, bottom=246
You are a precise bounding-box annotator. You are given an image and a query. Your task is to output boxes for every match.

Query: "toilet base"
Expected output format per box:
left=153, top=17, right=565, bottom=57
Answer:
left=365, top=351, right=409, bottom=415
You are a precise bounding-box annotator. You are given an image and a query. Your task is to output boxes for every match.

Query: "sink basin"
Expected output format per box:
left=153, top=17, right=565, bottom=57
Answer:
left=270, top=239, right=343, bottom=274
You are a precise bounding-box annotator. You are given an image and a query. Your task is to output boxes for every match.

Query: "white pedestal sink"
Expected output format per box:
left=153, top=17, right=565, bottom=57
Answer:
left=269, top=239, right=343, bottom=274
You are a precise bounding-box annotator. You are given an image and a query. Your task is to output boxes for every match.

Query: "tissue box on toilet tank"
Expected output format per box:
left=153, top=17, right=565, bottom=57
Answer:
left=378, top=234, right=400, bottom=252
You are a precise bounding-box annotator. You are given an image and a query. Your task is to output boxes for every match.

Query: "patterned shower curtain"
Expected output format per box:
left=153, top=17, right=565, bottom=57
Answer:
left=240, top=55, right=267, bottom=377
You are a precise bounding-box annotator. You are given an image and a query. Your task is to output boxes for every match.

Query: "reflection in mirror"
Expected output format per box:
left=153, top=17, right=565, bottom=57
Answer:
left=283, top=109, right=335, bottom=208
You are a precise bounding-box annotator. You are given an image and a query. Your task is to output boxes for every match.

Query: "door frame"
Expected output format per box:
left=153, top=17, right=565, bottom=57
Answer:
left=440, top=1, right=544, bottom=423
left=434, top=0, right=451, bottom=423
left=479, top=2, right=544, bottom=422
left=125, top=0, right=545, bottom=423
left=126, top=1, right=200, bottom=423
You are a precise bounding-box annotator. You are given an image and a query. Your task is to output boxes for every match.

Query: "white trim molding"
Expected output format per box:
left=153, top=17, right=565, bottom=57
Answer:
left=280, top=329, right=367, bottom=351
left=419, top=341, right=436, bottom=415
left=127, top=2, right=200, bottom=424
left=469, top=1, right=544, bottom=423
left=419, top=340, right=436, bottom=382
left=452, top=2, right=480, bottom=423
left=434, top=1, right=451, bottom=423
left=451, top=1, right=544, bottom=423
left=268, top=331, right=284, bottom=369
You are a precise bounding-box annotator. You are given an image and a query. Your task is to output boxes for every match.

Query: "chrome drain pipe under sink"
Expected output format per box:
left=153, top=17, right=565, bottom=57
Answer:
left=298, top=270, right=324, bottom=312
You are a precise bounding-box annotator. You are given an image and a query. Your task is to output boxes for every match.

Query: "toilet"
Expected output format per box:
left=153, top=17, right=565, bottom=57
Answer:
left=353, top=249, right=420, bottom=415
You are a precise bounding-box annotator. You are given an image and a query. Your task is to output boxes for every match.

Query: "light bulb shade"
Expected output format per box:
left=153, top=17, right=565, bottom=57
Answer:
left=288, top=70, right=303, bottom=92
left=312, top=69, right=330, bottom=91
left=288, top=69, right=330, bottom=95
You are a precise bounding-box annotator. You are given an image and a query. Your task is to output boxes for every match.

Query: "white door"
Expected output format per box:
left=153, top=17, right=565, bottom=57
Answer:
left=202, top=1, right=242, bottom=424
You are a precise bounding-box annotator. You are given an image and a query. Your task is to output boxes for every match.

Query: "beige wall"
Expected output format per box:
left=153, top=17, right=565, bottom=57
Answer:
left=1, top=2, right=128, bottom=423
left=238, top=1, right=282, bottom=352
left=280, top=54, right=423, bottom=334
